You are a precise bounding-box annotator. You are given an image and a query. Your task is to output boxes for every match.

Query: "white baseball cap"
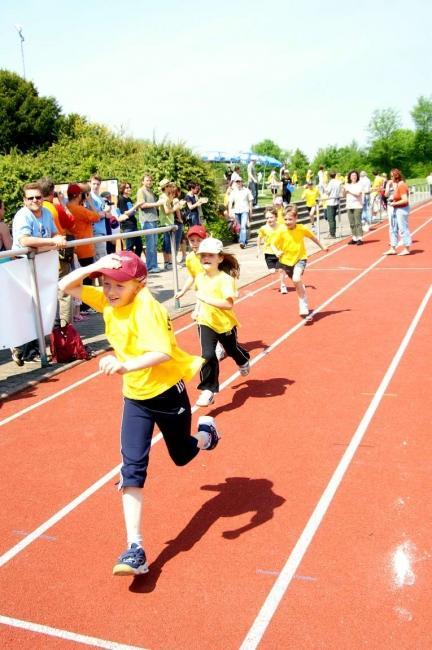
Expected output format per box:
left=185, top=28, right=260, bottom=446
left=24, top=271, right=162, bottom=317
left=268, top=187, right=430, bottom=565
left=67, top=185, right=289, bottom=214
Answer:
left=197, top=237, right=224, bottom=255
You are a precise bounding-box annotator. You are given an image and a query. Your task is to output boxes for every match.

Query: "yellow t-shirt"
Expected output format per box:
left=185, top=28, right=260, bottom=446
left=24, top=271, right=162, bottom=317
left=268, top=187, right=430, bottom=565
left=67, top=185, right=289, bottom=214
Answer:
left=276, top=207, right=285, bottom=224
left=194, top=271, right=239, bottom=334
left=302, top=187, right=319, bottom=207
left=257, top=223, right=284, bottom=254
left=270, top=224, right=314, bottom=266
left=81, top=286, right=203, bottom=400
left=185, top=251, right=204, bottom=278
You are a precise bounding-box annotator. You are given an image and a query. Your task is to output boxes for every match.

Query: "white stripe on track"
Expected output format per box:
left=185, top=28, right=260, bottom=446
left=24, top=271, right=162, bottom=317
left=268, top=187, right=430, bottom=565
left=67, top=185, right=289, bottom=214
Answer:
left=0, top=615, right=147, bottom=650
left=239, top=284, right=432, bottom=650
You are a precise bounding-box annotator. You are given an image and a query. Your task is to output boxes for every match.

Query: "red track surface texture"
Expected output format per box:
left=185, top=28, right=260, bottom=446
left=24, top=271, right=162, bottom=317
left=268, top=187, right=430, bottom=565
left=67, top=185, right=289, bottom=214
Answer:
left=1, top=205, right=431, bottom=649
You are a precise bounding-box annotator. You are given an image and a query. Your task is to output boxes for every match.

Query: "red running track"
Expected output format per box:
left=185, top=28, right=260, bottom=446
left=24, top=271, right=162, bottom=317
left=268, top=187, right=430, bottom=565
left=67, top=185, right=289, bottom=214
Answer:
left=0, top=204, right=431, bottom=649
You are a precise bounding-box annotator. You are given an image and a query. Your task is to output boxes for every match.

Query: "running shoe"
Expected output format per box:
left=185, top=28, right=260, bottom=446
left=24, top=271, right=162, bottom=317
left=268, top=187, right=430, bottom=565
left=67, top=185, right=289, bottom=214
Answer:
left=195, top=390, right=214, bottom=407
left=112, top=543, right=149, bottom=576
left=347, top=239, right=357, bottom=245
left=197, top=415, right=220, bottom=450
left=280, top=285, right=288, bottom=294
left=356, top=240, right=364, bottom=246
left=238, top=361, right=250, bottom=376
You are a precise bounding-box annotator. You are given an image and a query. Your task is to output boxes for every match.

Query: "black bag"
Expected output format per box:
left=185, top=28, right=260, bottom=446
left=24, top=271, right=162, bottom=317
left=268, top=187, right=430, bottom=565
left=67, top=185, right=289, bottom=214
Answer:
left=58, top=234, right=75, bottom=264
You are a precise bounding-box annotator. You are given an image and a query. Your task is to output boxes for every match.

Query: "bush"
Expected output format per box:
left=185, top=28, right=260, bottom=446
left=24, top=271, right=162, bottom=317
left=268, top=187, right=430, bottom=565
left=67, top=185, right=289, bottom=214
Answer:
left=0, top=122, right=219, bottom=222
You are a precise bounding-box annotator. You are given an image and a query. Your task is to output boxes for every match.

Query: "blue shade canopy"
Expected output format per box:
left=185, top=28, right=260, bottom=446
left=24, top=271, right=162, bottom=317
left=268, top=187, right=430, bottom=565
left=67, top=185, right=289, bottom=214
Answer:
left=199, top=150, right=282, bottom=167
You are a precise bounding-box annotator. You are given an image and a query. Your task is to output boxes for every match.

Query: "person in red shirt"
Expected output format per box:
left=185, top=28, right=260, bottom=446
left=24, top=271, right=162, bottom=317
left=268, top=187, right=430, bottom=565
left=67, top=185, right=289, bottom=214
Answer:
left=384, top=169, right=411, bottom=256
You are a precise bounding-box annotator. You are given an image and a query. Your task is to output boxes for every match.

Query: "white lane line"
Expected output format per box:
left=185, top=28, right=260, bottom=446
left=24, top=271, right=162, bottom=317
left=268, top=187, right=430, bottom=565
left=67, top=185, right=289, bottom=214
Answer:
left=0, top=615, right=147, bottom=650
left=0, top=371, right=102, bottom=427
left=239, top=284, right=432, bottom=650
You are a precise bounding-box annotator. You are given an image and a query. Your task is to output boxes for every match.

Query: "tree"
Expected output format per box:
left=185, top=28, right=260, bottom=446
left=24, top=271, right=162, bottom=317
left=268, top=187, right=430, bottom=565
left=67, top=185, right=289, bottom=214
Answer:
left=411, top=96, right=432, bottom=132
left=411, top=96, right=432, bottom=165
left=286, top=148, right=309, bottom=182
left=368, top=129, right=415, bottom=175
left=0, top=69, right=62, bottom=154
left=367, top=108, right=401, bottom=142
left=251, top=139, right=284, bottom=162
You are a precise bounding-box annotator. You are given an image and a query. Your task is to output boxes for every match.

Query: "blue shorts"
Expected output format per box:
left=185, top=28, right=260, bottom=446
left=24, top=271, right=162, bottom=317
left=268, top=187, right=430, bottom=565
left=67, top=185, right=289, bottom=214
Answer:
left=278, top=259, right=307, bottom=281
left=119, top=381, right=199, bottom=489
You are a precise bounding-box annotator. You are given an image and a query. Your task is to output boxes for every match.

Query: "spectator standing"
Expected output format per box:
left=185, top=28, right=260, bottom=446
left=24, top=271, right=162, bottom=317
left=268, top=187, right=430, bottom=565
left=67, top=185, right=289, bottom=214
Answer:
left=0, top=199, right=12, bottom=263
left=247, top=157, right=259, bottom=206
left=11, top=182, right=66, bottom=364
left=136, top=174, right=162, bottom=274
left=230, top=166, right=242, bottom=183
left=359, top=171, right=372, bottom=231
left=229, top=178, right=253, bottom=249
left=41, top=178, right=75, bottom=325
left=282, top=174, right=294, bottom=204
left=342, top=171, right=364, bottom=246
left=268, top=170, right=279, bottom=196
left=324, top=172, right=342, bottom=238
left=117, top=182, right=143, bottom=258
left=384, top=168, right=411, bottom=256
left=184, top=183, right=208, bottom=226
left=317, top=166, right=325, bottom=192
left=158, top=179, right=185, bottom=270
left=100, top=191, right=121, bottom=254
left=89, top=174, right=110, bottom=259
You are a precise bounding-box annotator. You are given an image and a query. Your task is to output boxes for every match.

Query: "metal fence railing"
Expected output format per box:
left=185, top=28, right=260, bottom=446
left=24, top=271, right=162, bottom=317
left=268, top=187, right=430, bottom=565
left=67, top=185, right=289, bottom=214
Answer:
left=0, top=225, right=180, bottom=368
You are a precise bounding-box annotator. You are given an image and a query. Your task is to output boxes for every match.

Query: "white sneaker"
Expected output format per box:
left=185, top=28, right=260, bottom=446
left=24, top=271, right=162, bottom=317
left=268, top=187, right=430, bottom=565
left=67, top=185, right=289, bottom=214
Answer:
left=299, top=298, right=309, bottom=316
left=215, top=341, right=226, bottom=361
left=195, top=390, right=214, bottom=407
left=280, top=285, right=288, bottom=294
left=238, top=361, right=250, bottom=376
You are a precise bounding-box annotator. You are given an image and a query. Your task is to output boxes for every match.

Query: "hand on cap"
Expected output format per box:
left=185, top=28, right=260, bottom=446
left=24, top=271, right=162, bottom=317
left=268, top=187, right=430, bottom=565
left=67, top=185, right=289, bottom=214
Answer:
left=95, top=253, right=123, bottom=270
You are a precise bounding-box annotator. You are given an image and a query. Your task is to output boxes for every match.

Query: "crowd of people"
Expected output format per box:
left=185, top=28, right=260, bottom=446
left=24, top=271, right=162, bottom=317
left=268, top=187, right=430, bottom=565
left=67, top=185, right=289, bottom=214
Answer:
left=1, top=164, right=415, bottom=366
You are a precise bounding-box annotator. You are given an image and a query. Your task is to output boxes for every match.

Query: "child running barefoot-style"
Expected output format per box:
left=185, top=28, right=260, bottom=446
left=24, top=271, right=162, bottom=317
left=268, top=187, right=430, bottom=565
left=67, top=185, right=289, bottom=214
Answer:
left=271, top=209, right=328, bottom=322
left=193, top=238, right=250, bottom=407
left=59, top=251, right=220, bottom=577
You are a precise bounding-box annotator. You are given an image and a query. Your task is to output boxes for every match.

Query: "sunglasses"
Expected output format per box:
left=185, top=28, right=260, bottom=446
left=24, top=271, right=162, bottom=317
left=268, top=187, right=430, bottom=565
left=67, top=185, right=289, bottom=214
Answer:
left=26, top=195, right=42, bottom=201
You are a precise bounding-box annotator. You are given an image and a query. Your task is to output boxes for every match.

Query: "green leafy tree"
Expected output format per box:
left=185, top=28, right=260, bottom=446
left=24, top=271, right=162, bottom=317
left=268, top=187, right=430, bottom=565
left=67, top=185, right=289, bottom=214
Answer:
left=286, top=148, right=309, bottom=182
left=368, top=129, right=415, bottom=175
left=410, top=96, right=432, bottom=167
left=0, top=70, right=62, bottom=154
left=251, top=139, right=284, bottom=162
left=367, top=108, right=401, bottom=142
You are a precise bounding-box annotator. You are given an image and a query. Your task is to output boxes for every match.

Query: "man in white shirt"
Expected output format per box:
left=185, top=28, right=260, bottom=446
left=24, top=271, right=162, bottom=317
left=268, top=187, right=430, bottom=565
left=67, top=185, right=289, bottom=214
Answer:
left=324, top=172, right=342, bottom=238
left=247, top=157, right=258, bottom=206
left=229, top=178, right=253, bottom=249
left=359, top=171, right=372, bottom=230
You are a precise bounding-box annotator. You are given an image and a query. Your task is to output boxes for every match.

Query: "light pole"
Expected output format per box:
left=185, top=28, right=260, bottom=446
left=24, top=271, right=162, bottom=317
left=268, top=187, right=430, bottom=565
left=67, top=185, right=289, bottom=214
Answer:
left=15, top=25, right=26, bottom=79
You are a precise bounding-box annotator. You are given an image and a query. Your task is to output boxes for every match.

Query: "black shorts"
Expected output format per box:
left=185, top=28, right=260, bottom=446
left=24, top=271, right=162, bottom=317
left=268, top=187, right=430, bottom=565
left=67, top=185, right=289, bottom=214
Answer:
left=278, top=259, right=307, bottom=281
left=264, top=253, right=279, bottom=269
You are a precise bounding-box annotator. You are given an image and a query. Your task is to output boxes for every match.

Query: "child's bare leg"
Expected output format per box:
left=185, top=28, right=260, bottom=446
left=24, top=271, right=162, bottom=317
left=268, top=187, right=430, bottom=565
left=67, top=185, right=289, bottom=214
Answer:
left=279, top=268, right=288, bottom=293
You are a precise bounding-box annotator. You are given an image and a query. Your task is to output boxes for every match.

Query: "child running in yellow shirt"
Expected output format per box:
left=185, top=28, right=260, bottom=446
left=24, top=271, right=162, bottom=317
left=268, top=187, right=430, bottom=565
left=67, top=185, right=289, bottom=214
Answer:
left=59, top=251, right=220, bottom=577
left=271, top=209, right=328, bottom=322
left=175, top=225, right=207, bottom=300
left=193, top=238, right=250, bottom=407
left=256, top=207, right=284, bottom=274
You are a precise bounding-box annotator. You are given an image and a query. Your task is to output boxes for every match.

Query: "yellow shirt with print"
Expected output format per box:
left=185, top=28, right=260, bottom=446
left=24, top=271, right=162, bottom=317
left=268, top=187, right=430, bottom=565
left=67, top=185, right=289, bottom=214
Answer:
left=81, top=286, right=203, bottom=400
left=194, top=271, right=240, bottom=334
left=271, top=224, right=314, bottom=266
left=302, top=187, right=319, bottom=207
left=185, top=250, right=204, bottom=278
left=257, top=223, right=284, bottom=254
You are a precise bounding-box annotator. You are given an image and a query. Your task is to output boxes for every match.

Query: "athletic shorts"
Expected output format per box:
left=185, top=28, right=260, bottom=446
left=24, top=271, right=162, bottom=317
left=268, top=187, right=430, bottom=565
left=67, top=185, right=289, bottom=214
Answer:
left=278, top=258, right=307, bottom=282
left=264, top=253, right=279, bottom=269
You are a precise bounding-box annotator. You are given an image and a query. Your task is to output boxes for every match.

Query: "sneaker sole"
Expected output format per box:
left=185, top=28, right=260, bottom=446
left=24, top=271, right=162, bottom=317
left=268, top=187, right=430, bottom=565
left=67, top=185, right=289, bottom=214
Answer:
left=195, top=398, right=215, bottom=407
left=112, top=562, right=149, bottom=576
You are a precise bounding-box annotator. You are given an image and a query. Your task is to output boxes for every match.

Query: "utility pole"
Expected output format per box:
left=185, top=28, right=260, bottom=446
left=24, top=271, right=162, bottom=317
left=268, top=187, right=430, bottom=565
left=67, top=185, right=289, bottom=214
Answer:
left=15, top=25, right=26, bottom=79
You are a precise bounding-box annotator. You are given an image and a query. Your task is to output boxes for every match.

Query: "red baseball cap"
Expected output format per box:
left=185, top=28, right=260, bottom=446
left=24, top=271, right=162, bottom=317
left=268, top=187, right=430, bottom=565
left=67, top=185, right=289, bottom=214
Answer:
left=91, top=251, right=147, bottom=283
left=67, top=183, right=83, bottom=199
left=187, top=225, right=207, bottom=240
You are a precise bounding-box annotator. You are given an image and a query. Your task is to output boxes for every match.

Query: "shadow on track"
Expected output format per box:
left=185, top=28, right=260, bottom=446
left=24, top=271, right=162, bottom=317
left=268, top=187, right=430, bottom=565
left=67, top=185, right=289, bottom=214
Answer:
left=130, top=476, right=286, bottom=593
left=208, top=376, right=294, bottom=418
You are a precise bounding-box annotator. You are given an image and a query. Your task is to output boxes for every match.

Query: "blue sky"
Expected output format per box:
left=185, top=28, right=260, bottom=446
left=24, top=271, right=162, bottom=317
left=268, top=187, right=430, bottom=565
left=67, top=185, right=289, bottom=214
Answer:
left=1, top=0, right=431, bottom=160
